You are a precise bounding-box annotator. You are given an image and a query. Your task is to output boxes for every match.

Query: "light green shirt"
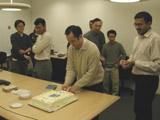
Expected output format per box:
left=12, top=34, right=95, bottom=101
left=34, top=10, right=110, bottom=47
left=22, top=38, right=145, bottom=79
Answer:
left=65, top=38, right=104, bottom=89
left=102, top=41, right=126, bottom=68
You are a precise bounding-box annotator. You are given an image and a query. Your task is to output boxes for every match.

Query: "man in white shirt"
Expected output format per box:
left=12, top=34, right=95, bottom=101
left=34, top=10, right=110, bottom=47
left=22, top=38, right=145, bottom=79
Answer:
left=32, top=18, right=52, bottom=81
left=120, top=12, right=160, bottom=120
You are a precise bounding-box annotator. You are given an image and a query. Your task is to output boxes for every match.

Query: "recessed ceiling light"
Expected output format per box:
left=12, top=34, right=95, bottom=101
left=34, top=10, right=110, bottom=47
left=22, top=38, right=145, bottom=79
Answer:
left=110, top=0, right=140, bottom=3
left=2, top=8, right=21, bottom=11
left=0, top=0, right=31, bottom=11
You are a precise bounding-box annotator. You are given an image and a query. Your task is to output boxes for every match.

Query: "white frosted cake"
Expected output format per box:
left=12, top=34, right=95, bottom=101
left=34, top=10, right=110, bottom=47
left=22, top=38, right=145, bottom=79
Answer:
left=29, top=90, right=78, bottom=112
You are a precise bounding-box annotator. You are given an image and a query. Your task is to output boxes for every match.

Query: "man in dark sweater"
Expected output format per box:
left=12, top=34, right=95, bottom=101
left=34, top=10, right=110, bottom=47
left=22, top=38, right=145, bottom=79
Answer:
left=10, top=20, right=31, bottom=75
left=101, top=30, right=126, bottom=95
left=84, top=18, right=105, bottom=55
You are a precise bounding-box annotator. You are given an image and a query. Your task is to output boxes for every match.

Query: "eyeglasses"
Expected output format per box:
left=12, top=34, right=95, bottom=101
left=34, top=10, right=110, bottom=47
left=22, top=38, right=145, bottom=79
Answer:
left=17, top=25, right=24, bottom=28
left=133, top=23, right=143, bottom=27
left=108, top=36, right=116, bottom=38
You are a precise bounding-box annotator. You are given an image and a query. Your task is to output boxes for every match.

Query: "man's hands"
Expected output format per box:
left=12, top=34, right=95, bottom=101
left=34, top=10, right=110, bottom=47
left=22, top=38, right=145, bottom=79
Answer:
left=19, top=48, right=31, bottom=55
left=114, top=64, right=119, bottom=68
left=62, top=84, right=77, bottom=93
left=24, top=54, right=31, bottom=60
left=69, top=86, right=77, bottom=93
left=19, top=49, right=31, bottom=61
left=100, top=56, right=105, bottom=62
left=19, top=49, right=26, bottom=54
left=120, top=60, right=135, bottom=69
left=62, top=83, right=69, bottom=91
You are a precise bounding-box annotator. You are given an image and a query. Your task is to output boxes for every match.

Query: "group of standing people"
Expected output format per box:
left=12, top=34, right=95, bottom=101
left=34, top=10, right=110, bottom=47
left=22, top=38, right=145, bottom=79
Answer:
left=10, top=18, right=53, bottom=81
left=84, top=18, right=126, bottom=96
left=10, top=11, right=160, bottom=120
left=62, top=11, right=160, bottom=120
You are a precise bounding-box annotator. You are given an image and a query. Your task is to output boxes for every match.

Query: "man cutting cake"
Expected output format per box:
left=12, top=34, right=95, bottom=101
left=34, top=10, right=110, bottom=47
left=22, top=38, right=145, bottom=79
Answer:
left=62, top=25, right=104, bottom=94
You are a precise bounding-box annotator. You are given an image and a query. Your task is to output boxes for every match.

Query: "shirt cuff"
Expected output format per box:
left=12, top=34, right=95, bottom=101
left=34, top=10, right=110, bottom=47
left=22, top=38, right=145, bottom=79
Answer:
left=74, top=84, right=81, bottom=90
left=64, top=81, right=71, bottom=86
left=135, top=60, right=141, bottom=67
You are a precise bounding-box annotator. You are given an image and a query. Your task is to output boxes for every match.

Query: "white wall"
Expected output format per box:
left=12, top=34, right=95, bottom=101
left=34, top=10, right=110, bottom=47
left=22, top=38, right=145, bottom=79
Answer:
left=0, top=0, right=160, bottom=93
left=0, top=0, right=31, bottom=55
left=31, top=0, right=160, bottom=93
left=31, top=0, right=160, bottom=54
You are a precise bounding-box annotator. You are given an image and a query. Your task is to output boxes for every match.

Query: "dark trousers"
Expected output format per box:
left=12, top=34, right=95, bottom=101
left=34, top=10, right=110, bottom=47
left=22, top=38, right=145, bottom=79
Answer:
left=133, top=75, right=159, bottom=120
left=11, top=60, right=28, bottom=75
left=30, top=52, right=36, bottom=68
left=83, top=82, right=103, bottom=120
left=83, top=82, right=103, bottom=93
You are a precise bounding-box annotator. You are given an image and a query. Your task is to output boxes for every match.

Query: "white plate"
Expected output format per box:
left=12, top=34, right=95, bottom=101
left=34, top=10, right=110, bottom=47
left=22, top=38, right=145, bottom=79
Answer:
left=19, top=93, right=31, bottom=100
left=10, top=102, right=23, bottom=108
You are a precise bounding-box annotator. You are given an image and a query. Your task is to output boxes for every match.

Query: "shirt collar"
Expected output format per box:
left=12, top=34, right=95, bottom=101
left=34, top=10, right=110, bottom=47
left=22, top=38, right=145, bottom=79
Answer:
left=90, top=30, right=98, bottom=36
left=139, top=28, right=152, bottom=38
left=16, top=32, right=23, bottom=37
left=41, top=31, right=47, bottom=36
left=109, top=41, right=116, bottom=45
left=144, top=28, right=152, bottom=38
left=75, top=38, right=87, bottom=51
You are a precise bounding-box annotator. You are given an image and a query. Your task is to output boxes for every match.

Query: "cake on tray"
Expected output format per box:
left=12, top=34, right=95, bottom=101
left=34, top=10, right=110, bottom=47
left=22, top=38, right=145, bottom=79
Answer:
left=29, top=90, right=78, bottom=112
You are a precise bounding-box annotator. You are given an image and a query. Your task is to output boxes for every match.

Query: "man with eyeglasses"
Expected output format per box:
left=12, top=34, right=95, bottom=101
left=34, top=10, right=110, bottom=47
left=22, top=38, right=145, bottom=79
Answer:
left=32, top=18, right=52, bottom=81
left=120, top=11, right=160, bottom=120
left=10, top=20, right=31, bottom=75
left=84, top=18, right=105, bottom=56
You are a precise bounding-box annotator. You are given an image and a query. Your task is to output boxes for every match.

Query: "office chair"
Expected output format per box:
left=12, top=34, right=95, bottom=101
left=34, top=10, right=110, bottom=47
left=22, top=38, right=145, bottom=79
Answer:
left=0, top=52, right=9, bottom=70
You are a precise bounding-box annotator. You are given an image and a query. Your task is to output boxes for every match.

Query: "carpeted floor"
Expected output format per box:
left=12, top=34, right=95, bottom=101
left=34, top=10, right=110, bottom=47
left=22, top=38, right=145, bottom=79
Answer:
left=99, top=90, right=160, bottom=120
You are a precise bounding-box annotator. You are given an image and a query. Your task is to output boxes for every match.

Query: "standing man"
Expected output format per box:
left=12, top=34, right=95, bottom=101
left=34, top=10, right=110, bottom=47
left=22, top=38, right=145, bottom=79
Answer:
left=101, top=30, right=126, bottom=96
left=29, top=29, right=38, bottom=68
left=120, top=11, right=160, bottom=120
left=66, top=19, right=95, bottom=49
left=32, top=18, right=52, bottom=81
left=89, top=19, right=93, bottom=29
left=62, top=25, right=104, bottom=93
left=84, top=18, right=105, bottom=55
left=10, top=20, right=31, bottom=75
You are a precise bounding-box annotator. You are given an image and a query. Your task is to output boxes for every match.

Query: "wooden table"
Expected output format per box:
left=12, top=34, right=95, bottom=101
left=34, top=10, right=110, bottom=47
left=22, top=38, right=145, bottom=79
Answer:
left=0, top=71, right=120, bottom=120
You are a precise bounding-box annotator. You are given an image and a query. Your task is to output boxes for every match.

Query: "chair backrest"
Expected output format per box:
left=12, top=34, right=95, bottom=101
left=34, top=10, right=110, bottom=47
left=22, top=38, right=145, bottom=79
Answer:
left=0, top=52, right=7, bottom=64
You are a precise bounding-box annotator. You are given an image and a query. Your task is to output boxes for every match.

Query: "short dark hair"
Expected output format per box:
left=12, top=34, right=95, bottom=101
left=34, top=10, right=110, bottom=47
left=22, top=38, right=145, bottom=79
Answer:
left=65, top=25, right=82, bottom=39
left=89, top=20, right=93, bottom=23
left=92, top=18, right=102, bottom=24
left=14, top=20, right=25, bottom=28
left=134, top=11, right=152, bottom=24
left=34, top=18, right=46, bottom=26
left=107, top=30, right=117, bottom=37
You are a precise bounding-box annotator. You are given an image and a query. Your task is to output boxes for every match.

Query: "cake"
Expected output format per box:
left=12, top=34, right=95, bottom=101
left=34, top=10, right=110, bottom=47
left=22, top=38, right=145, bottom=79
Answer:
left=29, top=90, right=78, bottom=112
